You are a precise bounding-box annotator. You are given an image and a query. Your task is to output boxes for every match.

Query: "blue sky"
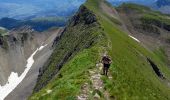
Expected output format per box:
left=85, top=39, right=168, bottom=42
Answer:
left=0, top=0, right=157, bottom=19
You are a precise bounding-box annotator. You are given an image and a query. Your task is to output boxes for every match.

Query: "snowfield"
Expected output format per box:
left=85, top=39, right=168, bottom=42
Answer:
left=129, top=35, right=140, bottom=43
left=0, top=44, right=47, bottom=100
left=0, top=27, right=6, bottom=30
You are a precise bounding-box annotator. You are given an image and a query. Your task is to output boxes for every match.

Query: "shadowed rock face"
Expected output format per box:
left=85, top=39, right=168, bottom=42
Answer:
left=147, top=58, right=165, bottom=79
left=0, top=26, right=56, bottom=86
left=4, top=27, right=63, bottom=100
left=70, top=5, right=97, bottom=26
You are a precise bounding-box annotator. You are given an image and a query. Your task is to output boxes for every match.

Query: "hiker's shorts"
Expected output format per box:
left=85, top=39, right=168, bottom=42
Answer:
left=104, top=64, right=110, bottom=68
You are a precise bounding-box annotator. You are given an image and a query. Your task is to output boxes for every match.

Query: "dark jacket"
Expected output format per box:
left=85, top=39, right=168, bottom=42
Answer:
left=102, top=56, right=112, bottom=64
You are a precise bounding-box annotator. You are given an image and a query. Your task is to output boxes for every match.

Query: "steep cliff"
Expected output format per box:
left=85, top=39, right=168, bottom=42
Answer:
left=0, top=26, right=60, bottom=85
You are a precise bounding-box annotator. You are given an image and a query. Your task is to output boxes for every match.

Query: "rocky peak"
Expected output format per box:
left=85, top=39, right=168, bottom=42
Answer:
left=69, top=5, right=97, bottom=26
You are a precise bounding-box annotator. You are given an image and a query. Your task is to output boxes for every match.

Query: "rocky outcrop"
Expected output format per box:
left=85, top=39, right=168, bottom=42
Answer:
left=147, top=58, right=165, bottom=79
left=70, top=5, right=97, bottom=26
left=33, top=5, right=99, bottom=92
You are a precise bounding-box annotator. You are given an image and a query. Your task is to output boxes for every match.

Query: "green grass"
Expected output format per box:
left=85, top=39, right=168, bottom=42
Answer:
left=117, top=3, right=170, bottom=31
left=100, top=18, right=170, bottom=99
left=86, top=0, right=170, bottom=99
left=167, top=38, right=170, bottom=43
left=0, top=29, right=8, bottom=36
left=141, top=13, right=170, bottom=26
left=117, top=3, right=151, bottom=13
left=32, top=4, right=104, bottom=93
left=153, top=47, right=169, bottom=64
left=129, top=4, right=170, bottom=31
left=30, top=0, right=170, bottom=99
left=31, top=17, right=67, bottom=22
left=0, top=28, right=9, bottom=49
left=30, top=47, right=100, bottom=100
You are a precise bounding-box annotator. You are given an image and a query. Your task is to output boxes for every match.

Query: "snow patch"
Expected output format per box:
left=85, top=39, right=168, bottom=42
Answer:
left=39, top=44, right=47, bottom=51
left=0, top=44, right=47, bottom=100
left=0, top=27, right=6, bottom=30
left=129, top=35, right=140, bottom=43
left=46, top=90, right=52, bottom=94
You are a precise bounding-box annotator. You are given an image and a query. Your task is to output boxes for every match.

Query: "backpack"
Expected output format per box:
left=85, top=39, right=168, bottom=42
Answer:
left=102, top=56, right=111, bottom=64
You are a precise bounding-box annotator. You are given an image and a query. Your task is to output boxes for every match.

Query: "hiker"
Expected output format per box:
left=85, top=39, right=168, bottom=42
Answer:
left=101, top=55, right=112, bottom=76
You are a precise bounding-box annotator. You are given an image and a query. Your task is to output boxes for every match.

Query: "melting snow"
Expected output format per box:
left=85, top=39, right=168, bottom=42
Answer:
left=39, top=44, right=47, bottom=51
left=0, top=27, right=6, bottom=30
left=46, top=90, right=52, bottom=94
left=0, top=44, right=47, bottom=100
left=129, top=35, right=140, bottom=43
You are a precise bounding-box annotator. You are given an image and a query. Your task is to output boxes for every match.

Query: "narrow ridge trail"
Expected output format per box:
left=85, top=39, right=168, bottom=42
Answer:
left=77, top=62, right=112, bottom=100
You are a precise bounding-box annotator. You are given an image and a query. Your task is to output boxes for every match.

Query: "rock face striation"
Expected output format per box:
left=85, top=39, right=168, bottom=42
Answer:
left=5, top=27, right=63, bottom=100
left=0, top=26, right=60, bottom=86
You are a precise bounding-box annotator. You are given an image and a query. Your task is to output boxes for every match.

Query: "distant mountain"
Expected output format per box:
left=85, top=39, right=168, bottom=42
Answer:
left=155, top=0, right=170, bottom=14
left=107, top=0, right=156, bottom=6
left=0, top=0, right=85, bottom=19
left=107, top=0, right=170, bottom=14
left=0, top=0, right=87, bottom=32
left=156, top=0, right=170, bottom=7
left=0, top=27, right=7, bottom=36
left=0, top=17, right=66, bottom=31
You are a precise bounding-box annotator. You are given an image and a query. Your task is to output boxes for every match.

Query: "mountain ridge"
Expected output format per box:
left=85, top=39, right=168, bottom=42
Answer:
left=29, top=0, right=170, bottom=99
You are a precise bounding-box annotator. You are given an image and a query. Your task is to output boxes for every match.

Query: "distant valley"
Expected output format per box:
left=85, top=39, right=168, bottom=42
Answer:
left=1, top=0, right=170, bottom=32
left=0, top=17, right=66, bottom=32
left=0, top=0, right=86, bottom=31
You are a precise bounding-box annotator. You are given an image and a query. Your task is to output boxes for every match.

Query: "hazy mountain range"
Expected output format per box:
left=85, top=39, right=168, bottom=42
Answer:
left=107, top=0, right=170, bottom=14
left=0, top=0, right=170, bottom=32
left=0, top=0, right=169, bottom=20
left=0, top=0, right=86, bottom=19
left=108, top=0, right=157, bottom=6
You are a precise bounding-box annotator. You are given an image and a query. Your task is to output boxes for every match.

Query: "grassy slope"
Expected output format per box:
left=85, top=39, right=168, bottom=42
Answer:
left=116, top=3, right=170, bottom=65
left=118, top=3, right=170, bottom=32
left=0, top=28, right=7, bottom=36
left=30, top=0, right=170, bottom=99
left=31, top=4, right=106, bottom=99
left=87, top=1, right=170, bottom=99
left=0, top=28, right=8, bottom=49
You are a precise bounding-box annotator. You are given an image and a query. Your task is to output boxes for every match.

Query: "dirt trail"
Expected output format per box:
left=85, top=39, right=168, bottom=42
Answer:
left=77, top=63, right=112, bottom=100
